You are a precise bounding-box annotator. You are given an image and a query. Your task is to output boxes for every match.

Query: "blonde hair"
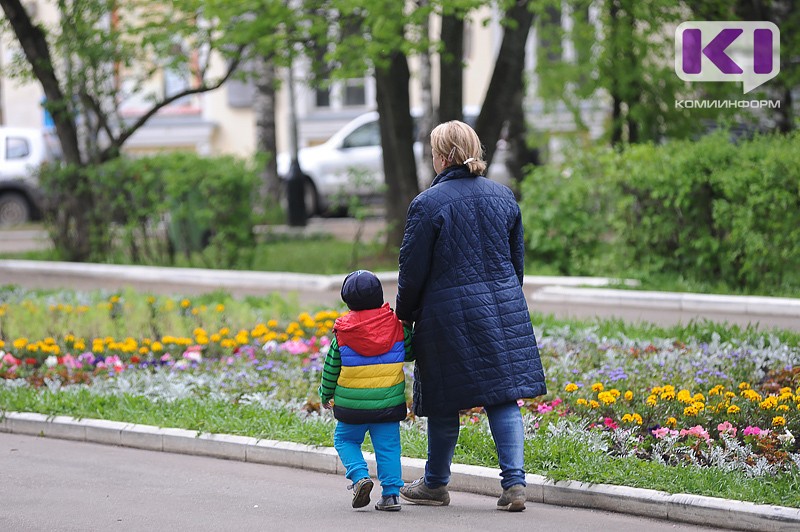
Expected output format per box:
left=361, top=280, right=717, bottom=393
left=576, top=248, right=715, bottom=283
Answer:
left=430, top=120, right=487, bottom=176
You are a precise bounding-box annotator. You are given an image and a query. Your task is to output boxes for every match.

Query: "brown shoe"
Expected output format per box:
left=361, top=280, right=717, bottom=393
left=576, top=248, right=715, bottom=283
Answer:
left=497, top=485, right=526, bottom=512
left=399, top=477, right=450, bottom=506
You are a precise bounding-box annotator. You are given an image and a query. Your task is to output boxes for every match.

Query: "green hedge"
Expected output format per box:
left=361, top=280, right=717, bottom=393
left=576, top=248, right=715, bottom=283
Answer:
left=39, top=153, right=263, bottom=268
left=519, top=131, right=800, bottom=291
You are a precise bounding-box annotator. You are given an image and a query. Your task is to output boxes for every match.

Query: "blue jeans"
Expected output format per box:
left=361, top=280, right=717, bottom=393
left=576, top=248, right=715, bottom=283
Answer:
left=424, top=401, right=526, bottom=490
left=333, top=421, right=404, bottom=496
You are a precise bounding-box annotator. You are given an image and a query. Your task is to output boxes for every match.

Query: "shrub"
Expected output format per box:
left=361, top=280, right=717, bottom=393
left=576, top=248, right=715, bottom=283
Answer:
left=39, top=153, right=268, bottom=268
left=519, top=131, right=800, bottom=291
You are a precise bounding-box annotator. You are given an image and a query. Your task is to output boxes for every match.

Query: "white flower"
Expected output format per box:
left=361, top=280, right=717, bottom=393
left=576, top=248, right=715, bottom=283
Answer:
left=44, top=355, right=58, bottom=368
left=778, top=430, right=795, bottom=446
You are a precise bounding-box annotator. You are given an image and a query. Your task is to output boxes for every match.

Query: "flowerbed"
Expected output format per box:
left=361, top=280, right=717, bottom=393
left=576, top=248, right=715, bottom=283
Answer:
left=1, top=288, right=800, bottom=489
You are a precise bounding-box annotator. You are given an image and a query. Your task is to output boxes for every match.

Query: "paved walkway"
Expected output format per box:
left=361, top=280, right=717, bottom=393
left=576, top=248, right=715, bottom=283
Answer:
left=0, top=432, right=727, bottom=532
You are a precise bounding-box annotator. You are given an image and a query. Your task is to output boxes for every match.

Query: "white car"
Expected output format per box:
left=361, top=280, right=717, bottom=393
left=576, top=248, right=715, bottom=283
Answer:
left=0, top=127, right=58, bottom=225
left=277, top=110, right=511, bottom=215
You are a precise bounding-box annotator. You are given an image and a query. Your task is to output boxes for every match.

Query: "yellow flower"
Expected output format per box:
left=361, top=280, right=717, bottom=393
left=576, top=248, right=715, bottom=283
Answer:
left=565, top=383, right=579, bottom=393
left=621, top=414, right=633, bottom=423
left=760, top=397, right=778, bottom=410
left=13, top=338, right=28, bottom=349
left=724, top=391, right=736, bottom=399
left=139, top=347, right=149, bottom=355
left=738, top=382, right=750, bottom=390
left=146, top=296, right=156, bottom=304
left=219, top=327, right=230, bottom=336
left=677, top=389, right=693, bottom=404
left=776, top=404, right=790, bottom=412
left=624, top=390, right=633, bottom=401
left=651, top=386, right=663, bottom=395
left=180, top=299, right=191, bottom=308
left=666, top=417, right=677, bottom=428
left=576, top=398, right=588, bottom=406
left=589, top=400, right=600, bottom=409
left=267, top=319, right=278, bottom=328
left=0, top=340, right=4, bottom=349
left=151, top=341, right=163, bottom=352
left=597, top=391, right=616, bottom=405
left=708, top=385, right=724, bottom=396
left=693, top=393, right=705, bottom=402
left=609, top=389, right=621, bottom=398
left=779, top=387, right=792, bottom=395
left=772, top=416, right=786, bottom=427
left=742, top=389, right=762, bottom=402
left=727, top=405, right=740, bottom=414
left=110, top=295, right=120, bottom=303
left=591, top=382, right=604, bottom=393
left=210, top=334, right=221, bottom=343
left=646, top=395, right=658, bottom=407
left=683, top=405, right=699, bottom=416
left=216, top=304, right=225, bottom=313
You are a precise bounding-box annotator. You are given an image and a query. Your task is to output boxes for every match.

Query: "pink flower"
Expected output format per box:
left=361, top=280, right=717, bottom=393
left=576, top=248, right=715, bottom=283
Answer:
left=743, top=425, right=770, bottom=437
left=160, top=353, right=172, bottom=362
left=652, top=427, right=675, bottom=439
left=551, top=398, right=563, bottom=407
left=717, top=421, right=737, bottom=437
left=517, top=399, right=525, bottom=407
left=2, top=353, right=21, bottom=366
left=537, top=403, right=554, bottom=414
left=603, top=417, right=619, bottom=430
left=679, top=425, right=711, bottom=442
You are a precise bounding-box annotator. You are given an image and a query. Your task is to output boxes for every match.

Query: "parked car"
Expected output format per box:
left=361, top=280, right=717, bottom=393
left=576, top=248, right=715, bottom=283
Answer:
left=0, top=127, right=58, bottom=225
left=276, top=109, right=511, bottom=216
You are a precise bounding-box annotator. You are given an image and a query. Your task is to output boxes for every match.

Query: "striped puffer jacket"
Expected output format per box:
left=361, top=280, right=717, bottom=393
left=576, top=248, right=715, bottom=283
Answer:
left=318, top=303, right=411, bottom=424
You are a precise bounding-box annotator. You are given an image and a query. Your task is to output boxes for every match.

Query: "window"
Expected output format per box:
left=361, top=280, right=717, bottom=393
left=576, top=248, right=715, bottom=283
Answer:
left=344, top=79, right=366, bottom=106
left=341, top=121, right=380, bottom=148
left=315, top=87, right=331, bottom=108
left=6, top=137, right=30, bottom=160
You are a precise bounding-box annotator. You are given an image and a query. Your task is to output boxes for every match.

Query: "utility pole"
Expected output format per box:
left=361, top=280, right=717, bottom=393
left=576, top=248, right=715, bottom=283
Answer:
left=285, top=61, right=307, bottom=227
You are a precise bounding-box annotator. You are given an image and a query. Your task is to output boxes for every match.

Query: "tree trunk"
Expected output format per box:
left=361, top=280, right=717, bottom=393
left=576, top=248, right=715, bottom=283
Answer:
left=0, top=0, right=82, bottom=165
left=253, top=57, right=282, bottom=209
left=417, top=0, right=436, bottom=189
left=475, top=0, right=534, bottom=167
left=438, top=13, right=464, bottom=123
left=375, top=51, right=417, bottom=250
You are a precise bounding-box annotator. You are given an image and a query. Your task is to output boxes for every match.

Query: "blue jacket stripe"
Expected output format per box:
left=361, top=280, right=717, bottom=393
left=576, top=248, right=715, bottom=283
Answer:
left=340, top=341, right=405, bottom=366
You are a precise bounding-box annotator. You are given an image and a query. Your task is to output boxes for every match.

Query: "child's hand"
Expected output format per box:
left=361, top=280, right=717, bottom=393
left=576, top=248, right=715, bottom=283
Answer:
left=322, top=400, right=333, bottom=410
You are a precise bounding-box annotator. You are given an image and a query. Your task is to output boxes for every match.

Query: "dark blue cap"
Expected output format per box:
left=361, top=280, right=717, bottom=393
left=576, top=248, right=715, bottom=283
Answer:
left=341, top=270, right=384, bottom=311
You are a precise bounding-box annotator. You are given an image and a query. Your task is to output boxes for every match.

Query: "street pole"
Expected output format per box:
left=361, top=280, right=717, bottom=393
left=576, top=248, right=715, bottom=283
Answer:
left=286, top=60, right=307, bottom=227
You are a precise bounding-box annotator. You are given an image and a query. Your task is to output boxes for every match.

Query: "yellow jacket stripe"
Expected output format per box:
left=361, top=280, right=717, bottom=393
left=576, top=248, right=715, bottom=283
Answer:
left=338, top=362, right=405, bottom=389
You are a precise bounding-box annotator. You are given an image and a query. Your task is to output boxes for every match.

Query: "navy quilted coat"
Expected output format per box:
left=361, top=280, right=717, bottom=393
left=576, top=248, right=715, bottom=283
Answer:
left=395, top=165, right=547, bottom=417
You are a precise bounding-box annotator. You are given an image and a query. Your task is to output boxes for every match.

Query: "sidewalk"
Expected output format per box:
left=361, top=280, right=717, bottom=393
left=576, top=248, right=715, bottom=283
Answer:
left=2, top=412, right=798, bottom=531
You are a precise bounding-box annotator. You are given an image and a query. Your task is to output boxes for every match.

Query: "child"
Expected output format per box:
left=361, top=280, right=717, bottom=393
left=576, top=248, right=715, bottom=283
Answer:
left=319, top=270, right=413, bottom=511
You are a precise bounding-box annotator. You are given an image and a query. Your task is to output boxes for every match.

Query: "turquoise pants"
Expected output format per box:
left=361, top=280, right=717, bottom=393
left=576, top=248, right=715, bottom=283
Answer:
left=333, top=421, right=404, bottom=496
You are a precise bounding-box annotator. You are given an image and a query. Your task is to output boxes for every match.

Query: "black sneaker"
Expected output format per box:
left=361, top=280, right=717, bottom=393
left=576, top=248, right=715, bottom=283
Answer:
left=375, top=494, right=401, bottom=511
left=348, top=477, right=374, bottom=508
left=399, top=477, right=450, bottom=506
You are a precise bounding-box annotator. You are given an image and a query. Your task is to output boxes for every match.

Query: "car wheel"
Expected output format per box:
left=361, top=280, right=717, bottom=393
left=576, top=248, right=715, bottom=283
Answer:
left=280, top=176, right=319, bottom=219
left=302, top=176, right=319, bottom=218
left=0, top=192, right=32, bottom=226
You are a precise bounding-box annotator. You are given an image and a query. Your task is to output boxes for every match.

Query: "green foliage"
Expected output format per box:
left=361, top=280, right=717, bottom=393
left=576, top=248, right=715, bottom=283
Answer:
left=519, top=131, right=800, bottom=292
left=519, top=143, right=617, bottom=275
left=38, top=153, right=266, bottom=268
left=615, top=131, right=800, bottom=290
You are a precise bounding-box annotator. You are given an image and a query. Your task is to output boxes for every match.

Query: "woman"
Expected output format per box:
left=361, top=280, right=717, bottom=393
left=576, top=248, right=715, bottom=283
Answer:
left=395, top=120, right=546, bottom=512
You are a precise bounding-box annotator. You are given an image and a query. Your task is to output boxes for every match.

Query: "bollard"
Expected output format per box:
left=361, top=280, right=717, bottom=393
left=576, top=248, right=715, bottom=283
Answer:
left=286, top=159, right=307, bottom=227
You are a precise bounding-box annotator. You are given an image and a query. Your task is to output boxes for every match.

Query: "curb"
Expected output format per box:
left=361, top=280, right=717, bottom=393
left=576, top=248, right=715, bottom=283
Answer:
left=532, top=286, right=800, bottom=319
left=2, top=411, right=799, bottom=531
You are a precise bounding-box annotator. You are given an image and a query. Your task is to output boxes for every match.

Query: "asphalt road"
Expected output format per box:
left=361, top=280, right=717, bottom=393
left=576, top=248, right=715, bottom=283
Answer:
left=0, top=432, right=727, bottom=532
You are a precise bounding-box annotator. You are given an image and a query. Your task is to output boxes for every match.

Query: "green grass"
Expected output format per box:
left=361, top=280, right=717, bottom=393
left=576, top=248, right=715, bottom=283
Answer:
left=3, top=386, right=799, bottom=508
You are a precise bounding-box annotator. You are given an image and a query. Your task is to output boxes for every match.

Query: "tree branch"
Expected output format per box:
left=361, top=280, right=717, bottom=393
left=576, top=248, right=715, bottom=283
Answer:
left=102, top=46, right=245, bottom=160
